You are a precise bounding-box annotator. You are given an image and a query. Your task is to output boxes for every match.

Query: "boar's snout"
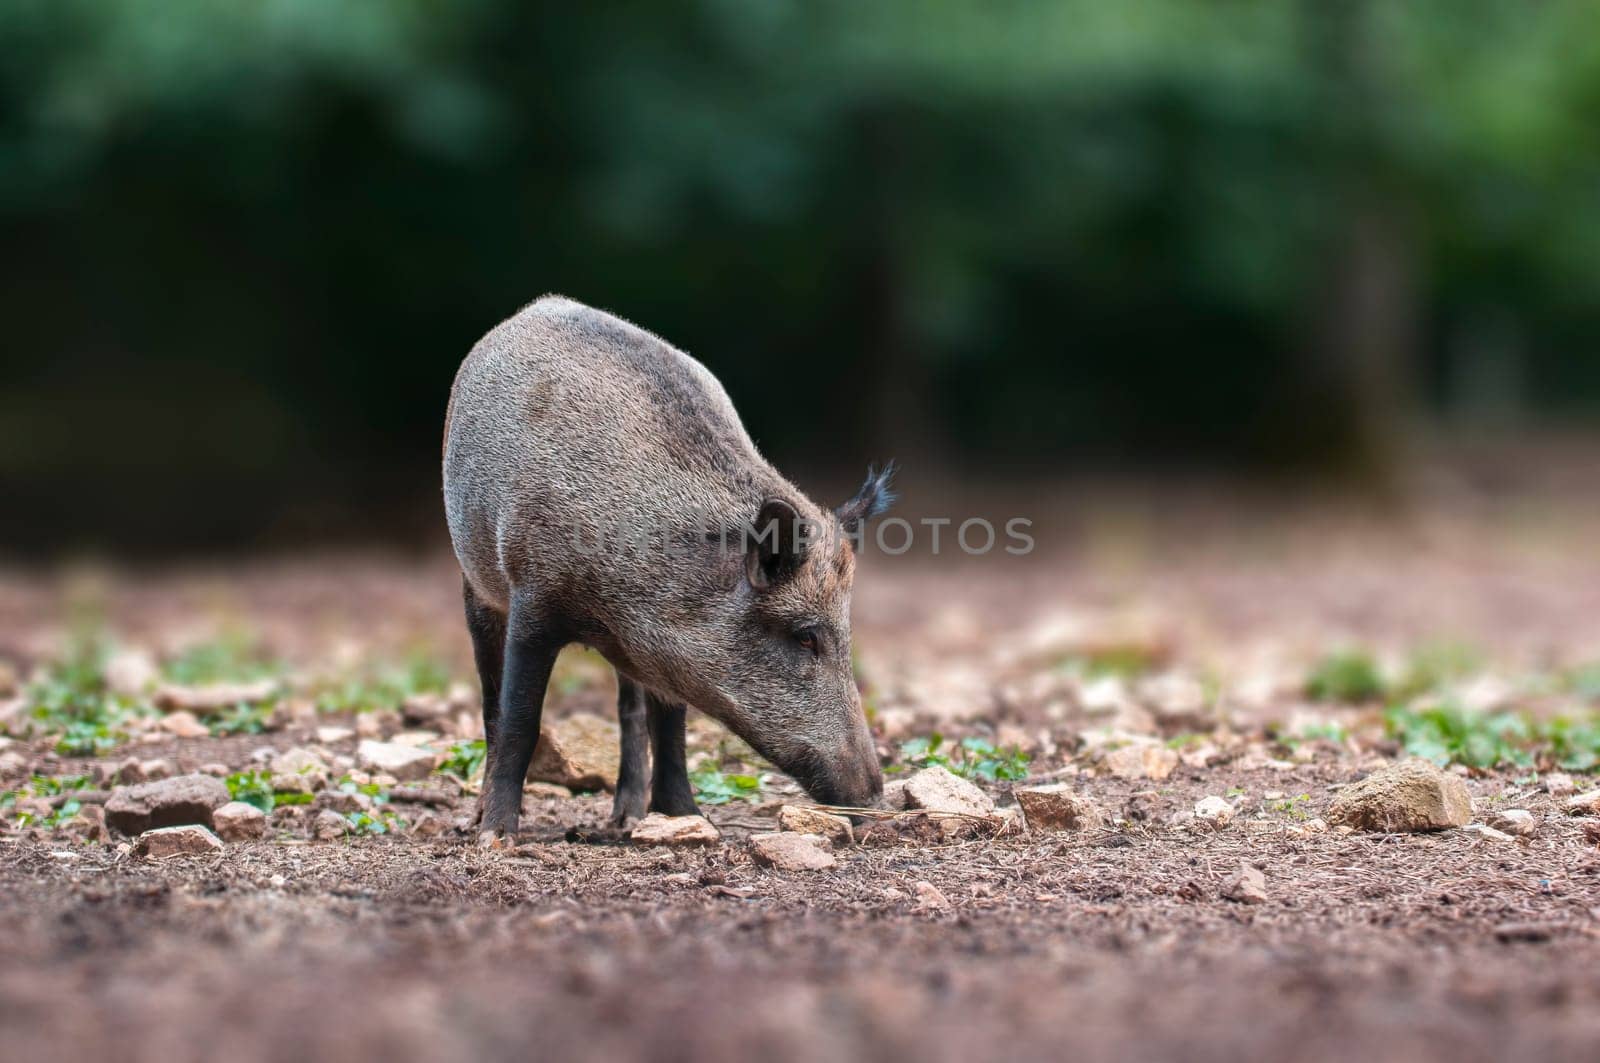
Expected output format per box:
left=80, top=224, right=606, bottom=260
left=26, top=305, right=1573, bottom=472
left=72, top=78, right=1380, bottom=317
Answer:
left=803, top=719, right=883, bottom=811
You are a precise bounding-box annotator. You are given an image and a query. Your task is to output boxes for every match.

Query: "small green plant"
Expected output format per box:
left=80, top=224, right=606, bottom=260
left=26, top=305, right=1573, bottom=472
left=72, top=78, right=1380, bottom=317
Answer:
left=314, top=651, right=453, bottom=714
left=1305, top=651, right=1385, bottom=703
left=435, top=739, right=487, bottom=781
left=890, top=733, right=1031, bottom=782
left=1385, top=703, right=1600, bottom=772
left=2, top=776, right=93, bottom=829
left=210, top=702, right=274, bottom=736
left=1271, top=793, right=1312, bottom=819
left=26, top=633, right=146, bottom=755
left=162, top=632, right=282, bottom=685
left=225, top=770, right=277, bottom=811
left=690, top=769, right=763, bottom=805
left=1054, top=645, right=1161, bottom=680
left=345, top=809, right=405, bottom=835
left=1396, top=642, right=1481, bottom=699
left=1567, top=662, right=1600, bottom=702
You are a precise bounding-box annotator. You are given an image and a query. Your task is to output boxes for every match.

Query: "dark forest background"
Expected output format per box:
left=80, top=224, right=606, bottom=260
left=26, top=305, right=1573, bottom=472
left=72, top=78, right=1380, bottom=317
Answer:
left=5, top=0, right=1600, bottom=553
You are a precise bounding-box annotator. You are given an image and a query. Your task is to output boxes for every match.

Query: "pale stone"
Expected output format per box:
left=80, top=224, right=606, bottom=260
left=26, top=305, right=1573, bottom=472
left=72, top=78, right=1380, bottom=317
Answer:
left=212, top=801, right=267, bottom=841
left=528, top=713, right=620, bottom=792
left=778, top=805, right=854, bottom=845
left=1563, top=789, right=1600, bottom=816
left=1489, top=808, right=1536, bottom=836
left=1221, top=863, right=1268, bottom=904
left=1327, top=760, right=1472, bottom=832
left=154, top=679, right=277, bottom=714
left=630, top=813, right=720, bottom=846
left=749, top=832, right=837, bottom=871
left=158, top=711, right=211, bottom=738
left=1194, top=795, right=1235, bottom=828
left=356, top=740, right=436, bottom=782
left=1014, top=785, right=1103, bottom=832
left=902, top=765, right=994, bottom=818
left=135, top=825, right=223, bottom=858
left=1101, top=743, right=1179, bottom=781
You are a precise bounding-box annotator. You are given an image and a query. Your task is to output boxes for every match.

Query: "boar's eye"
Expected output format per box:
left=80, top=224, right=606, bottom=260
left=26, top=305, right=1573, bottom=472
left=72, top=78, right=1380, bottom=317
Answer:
left=793, top=629, right=820, bottom=657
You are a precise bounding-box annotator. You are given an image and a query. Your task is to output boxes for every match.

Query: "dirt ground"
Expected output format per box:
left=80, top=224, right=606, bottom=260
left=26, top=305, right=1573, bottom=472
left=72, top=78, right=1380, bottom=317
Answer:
left=3, top=481, right=1600, bottom=1063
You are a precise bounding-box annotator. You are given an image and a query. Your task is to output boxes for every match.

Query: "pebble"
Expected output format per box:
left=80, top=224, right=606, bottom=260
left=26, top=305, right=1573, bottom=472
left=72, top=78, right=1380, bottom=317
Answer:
left=104, top=774, right=231, bottom=835
left=1221, top=863, right=1268, bottom=904
left=749, top=832, right=837, bottom=871
left=356, top=740, right=436, bottom=782
left=913, top=880, right=949, bottom=910
left=1563, top=790, right=1600, bottom=816
left=213, top=801, right=268, bottom=841
left=777, top=805, right=855, bottom=845
left=312, top=809, right=348, bottom=841
left=629, top=813, right=721, bottom=847
left=134, top=825, right=224, bottom=858
left=1326, top=759, right=1472, bottom=832
left=1194, top=795, right=1235, bottom=828
left=157, top=711, right=211, bottom=739
left=1488, top=809, right=1536, bottom=836
left=1014, top=785, right=1104, bottom=832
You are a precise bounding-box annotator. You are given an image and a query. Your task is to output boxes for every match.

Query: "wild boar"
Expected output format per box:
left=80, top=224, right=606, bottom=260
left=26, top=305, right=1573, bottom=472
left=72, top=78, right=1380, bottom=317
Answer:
left=443, top=295, right=893, bottom=836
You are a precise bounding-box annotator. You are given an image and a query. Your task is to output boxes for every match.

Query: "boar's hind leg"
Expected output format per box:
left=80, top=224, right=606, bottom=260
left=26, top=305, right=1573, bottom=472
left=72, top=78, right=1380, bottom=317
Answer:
left=462, top=579, right=507, bottom=814
left=610, top=674, right=650, bottom=827
left=480, top=591, right=563, bottom=836
left=647, top=696, right=700, bottom=817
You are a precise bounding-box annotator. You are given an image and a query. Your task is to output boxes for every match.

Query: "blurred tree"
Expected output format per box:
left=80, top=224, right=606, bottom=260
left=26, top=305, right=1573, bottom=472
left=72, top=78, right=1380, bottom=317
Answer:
left=2, top=0, right=1600, bottom=550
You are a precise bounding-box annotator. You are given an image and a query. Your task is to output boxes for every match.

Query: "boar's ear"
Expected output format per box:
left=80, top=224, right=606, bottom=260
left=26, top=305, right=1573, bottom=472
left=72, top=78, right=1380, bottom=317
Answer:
left=745, top=497, right=808, bottom=591
left=834, top=461, right=897, bottom=536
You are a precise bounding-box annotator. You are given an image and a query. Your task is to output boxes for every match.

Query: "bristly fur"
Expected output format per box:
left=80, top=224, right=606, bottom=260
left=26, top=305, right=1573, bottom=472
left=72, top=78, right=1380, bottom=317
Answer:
left=444, top=295, right=885, bottom=831
left=835, top=461, right=897, bottom=533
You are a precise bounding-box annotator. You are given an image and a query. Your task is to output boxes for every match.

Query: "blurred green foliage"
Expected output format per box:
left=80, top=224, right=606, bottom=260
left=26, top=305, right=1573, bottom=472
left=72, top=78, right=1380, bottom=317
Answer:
left=5, top=1, right=1600, bottom=548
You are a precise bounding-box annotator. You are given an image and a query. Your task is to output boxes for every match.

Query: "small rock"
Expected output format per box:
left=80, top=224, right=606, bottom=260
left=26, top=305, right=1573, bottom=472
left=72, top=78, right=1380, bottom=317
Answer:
left=401, top=693, right=454, bottom=726
left=1462, top=823, right=1516, bottom=843
left=1584, top=822, right=1600, bottom=846
left=880, top=779, right=909, bottom=810
left=1326, top=759, right=1472, bottom=832
left=1488, top=809, right=1537, bottom=836
left=116, top=757, right=147, bottom=785
left=213, top=801, right=268, bottom=841
left=525, top=781, right=573, bottom=800
left=356, top=740, right=435, bottom=782
left=105, top=774, right=230, bottom=834
left=316, top=789, right=373, bottom=814
left=913, top=880, right=949, bottom=910
left=104, top=649, right=158, bottom=697
left=316, top=727, right=354, bottom=744
left=902, top=765, right=994, bottom=818
left=135, top=825, right=224, bottom=858
left=158, top=711, right=211, bottom=739
left=391, top=730, right=441, bottom=748
left=271, top=747, right=330, bottom=778
left=1194, top=795, right=1235, bottom=828
left=630, top=813, right=720, bottom=847
left=409, top=812, right=447, bottom=838
left=1563, top=790, right=1600, bottom=816
left=1100, top=743, right=1179, bottom=781
left=139, top=759, right=175, bottom=781
left=1221, top=863, right=1268, bottom=904
left=72, top=804, right=110, bottom=844
left=528, top=713, right=621, bottom=791
left=312, top=809, right=348, bottom=841
left=199, top=762, right=231, bottom=777
left=0, top=660, right=16, bottom=697
left=778, top=805, right=855, bottom=845
left=749, top=832, right=837, bottom=871
left=1015, top=785, right=1104, bottom=832
left=354, top=712, right=392, bottom=738
left=154, top=679, right=278, bottom=714
left=1543, top=772, right=1577, bottom=798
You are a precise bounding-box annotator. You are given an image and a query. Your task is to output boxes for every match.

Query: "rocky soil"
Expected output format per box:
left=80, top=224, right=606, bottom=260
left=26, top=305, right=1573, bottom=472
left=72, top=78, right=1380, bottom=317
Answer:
left=3, top=492, right=1600, bottom=1062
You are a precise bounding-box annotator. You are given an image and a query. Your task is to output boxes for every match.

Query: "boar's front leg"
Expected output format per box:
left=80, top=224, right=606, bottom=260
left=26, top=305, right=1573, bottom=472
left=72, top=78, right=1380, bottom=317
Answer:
left=646, top=696, right=700, bottom=817
left=480, top=591, right=563, bottom=837
left=610, top=674, right=649, bottom=827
